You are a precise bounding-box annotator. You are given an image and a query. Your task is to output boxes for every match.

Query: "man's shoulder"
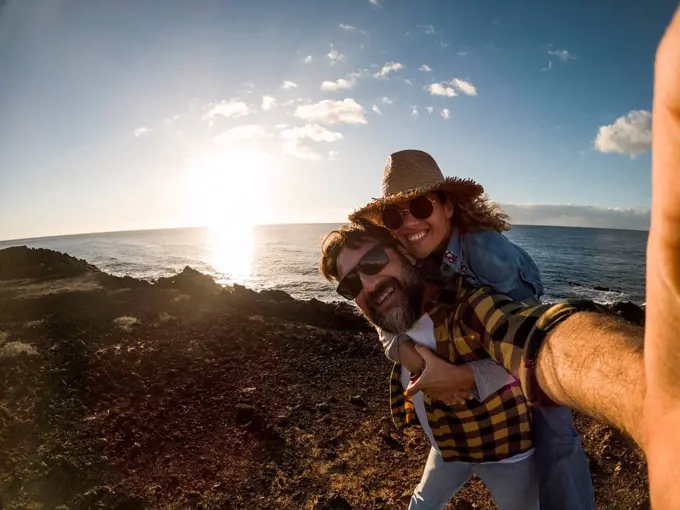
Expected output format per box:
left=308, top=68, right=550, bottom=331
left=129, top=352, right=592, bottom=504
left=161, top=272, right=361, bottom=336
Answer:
left=426, top=276, right=493, bottom=315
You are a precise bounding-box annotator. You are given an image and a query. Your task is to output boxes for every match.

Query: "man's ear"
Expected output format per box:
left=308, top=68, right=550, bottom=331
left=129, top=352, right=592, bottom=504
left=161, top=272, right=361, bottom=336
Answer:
left=396, top=244, right=417, bottom=265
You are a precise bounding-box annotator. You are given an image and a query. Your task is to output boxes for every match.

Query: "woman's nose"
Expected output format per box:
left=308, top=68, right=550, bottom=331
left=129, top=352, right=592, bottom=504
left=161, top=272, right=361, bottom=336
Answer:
left=400, top=210, right=420, bottom=228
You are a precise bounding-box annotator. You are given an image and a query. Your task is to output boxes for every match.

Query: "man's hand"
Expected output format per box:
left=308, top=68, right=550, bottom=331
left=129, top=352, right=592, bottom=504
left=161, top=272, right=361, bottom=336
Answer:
left=644, top=7, right=680, bottom=508
left=404, top=345, right=475, bottom=405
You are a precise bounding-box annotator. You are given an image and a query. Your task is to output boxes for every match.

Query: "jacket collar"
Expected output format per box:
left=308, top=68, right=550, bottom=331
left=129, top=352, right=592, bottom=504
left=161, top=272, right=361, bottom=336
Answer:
left=441, top=225, right=463, bottom=277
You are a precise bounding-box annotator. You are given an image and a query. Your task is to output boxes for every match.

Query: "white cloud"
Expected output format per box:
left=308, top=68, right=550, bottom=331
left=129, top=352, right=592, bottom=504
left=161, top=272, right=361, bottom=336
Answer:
left=304, top=55, right=313, bottom=64
left=374, top=61, right=404, bottom=78
left=381, top=96, right=393, bottom=105
left=372, top=105, right=382, bottom=116
left=134, top=127, right=152, bottom=137
left=214, top=124, right=267, bottom=144
left=282, top=80, right=298, bottom=89
left=404, top=78, right=413, bottom=86
left=294, top=98, right=367, bottom=125
left=327, top=45, right=346, bottom=64
left=593, top=110, right=652, bottom=158
left=321, top=72, right=361, bottom=91
left=428, top=82, right=457, bottom=97
left=281, top=98, right=303, bottom=108
left=241, top=82, right=256, bottom=93
left=421, top=24, right=436, bottom=35
left=457, top=51, right=468, bottom=57
left=203, top=100, right=251, bottom=120
left=164, top=114, right=183, bottom=125
left=452, top=78, right=477, bottom=96
left=425, top=106, right=434, bottom=114
left=440, top=108, right=450, bottom=119
left=542, top=61, right=553, bottom=72
left=328, top=150, right=339, bottom=161
left=439, top=41, right=450, bottom=48
left=419, top=64, right=432, bottom=72
left=369, top=0, right=380, bottom=6
left=280, top=123, right=343, bottom=143
left=261, top=95, right=276, bottom=110
left=280, top=123, right=343, bottom=161
left=339, top=24, right=366, bottom=34
left=501, top=204, right=650, bottom=230
left=548, top=48, right=577, bottom=61
left=411, top=106, right=419, bottom=118
left=281, top=142, right=322, bottom=161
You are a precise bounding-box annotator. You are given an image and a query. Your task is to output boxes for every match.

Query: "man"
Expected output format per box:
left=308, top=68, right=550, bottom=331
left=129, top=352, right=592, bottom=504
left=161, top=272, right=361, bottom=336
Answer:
left=320, top=220, right=645, bottom=509
left=402, top=10, right=680, bottom=509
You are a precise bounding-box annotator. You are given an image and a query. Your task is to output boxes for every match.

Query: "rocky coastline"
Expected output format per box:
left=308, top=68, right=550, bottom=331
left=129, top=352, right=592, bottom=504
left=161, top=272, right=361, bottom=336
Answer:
left=0, top=246, right=649, bottom=509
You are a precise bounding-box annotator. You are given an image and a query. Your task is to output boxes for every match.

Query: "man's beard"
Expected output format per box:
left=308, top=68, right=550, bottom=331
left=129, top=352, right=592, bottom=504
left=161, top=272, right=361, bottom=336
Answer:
left=364, top=263, right=425, bottom=334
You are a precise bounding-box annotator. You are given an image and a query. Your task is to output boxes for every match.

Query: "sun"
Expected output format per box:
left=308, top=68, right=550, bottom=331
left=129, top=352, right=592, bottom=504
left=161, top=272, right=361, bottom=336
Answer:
left=184, top=148, right=272, bottom=282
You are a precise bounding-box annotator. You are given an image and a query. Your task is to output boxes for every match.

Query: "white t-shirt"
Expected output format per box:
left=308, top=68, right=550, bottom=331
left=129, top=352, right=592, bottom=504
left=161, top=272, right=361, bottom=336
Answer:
left=401, top=313, right=533, bottom=464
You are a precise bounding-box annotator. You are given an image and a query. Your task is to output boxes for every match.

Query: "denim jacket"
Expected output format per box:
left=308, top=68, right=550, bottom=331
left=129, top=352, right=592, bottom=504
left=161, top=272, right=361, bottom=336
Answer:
left=380, top=227, right=544, bottom=366
left=440, top=227, right=544, bottom=302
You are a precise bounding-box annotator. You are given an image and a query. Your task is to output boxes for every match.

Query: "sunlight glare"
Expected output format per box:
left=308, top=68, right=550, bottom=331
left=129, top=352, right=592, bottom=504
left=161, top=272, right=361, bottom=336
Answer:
left=185, top=148, right=272, bottom=283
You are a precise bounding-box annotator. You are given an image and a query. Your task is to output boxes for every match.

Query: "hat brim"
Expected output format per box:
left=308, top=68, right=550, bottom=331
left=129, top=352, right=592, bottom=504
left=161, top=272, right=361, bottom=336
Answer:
left=348, top=177, right=484, bottom=225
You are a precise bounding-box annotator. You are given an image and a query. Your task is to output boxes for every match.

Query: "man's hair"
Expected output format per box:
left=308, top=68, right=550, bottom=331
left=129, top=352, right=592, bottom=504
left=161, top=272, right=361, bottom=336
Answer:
left=319, top=220, right=398, bottom=282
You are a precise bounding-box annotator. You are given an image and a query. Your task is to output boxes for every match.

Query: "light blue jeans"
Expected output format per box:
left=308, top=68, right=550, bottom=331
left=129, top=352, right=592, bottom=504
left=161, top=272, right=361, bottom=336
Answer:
left=409, top=448, right=539, bottom=510
left=534, top=407, right=595, bottom=510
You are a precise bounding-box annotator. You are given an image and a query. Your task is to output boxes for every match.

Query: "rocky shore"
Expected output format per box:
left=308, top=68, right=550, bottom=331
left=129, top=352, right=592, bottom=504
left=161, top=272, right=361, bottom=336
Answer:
left=0, top=246, right=649, bottom=509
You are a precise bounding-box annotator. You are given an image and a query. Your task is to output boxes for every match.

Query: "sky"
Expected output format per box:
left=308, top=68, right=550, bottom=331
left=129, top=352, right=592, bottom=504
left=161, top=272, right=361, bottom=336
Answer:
left=0, top=0, right=675, bottom=240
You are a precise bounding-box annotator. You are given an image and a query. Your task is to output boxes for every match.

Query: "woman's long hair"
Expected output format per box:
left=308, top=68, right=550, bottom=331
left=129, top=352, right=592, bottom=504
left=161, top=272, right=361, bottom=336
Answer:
left=440, top=191, right=511, bottom=233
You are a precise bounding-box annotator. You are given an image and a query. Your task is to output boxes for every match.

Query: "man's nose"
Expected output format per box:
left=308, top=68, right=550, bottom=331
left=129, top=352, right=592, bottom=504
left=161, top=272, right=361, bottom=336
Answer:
left=359, top=272, right=381, bottom=296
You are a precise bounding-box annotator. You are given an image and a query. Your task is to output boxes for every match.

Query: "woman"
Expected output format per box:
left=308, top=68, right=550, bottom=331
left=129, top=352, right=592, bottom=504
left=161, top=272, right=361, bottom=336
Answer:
left=349, top=149, right=594, bottom=510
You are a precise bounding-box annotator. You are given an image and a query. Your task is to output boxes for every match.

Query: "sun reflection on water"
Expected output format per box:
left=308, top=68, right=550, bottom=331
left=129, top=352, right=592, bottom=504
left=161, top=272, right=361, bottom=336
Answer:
left=207, top=223, right=254, bottom=285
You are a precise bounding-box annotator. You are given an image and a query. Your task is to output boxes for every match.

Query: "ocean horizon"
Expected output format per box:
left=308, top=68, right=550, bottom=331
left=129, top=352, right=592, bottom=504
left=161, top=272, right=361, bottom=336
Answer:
left=0, top=224, right=647, bottom=305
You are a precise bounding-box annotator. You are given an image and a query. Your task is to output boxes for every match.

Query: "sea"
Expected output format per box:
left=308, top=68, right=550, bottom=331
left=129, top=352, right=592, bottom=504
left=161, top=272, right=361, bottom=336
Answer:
left=0, top=224, right=647, bottom=305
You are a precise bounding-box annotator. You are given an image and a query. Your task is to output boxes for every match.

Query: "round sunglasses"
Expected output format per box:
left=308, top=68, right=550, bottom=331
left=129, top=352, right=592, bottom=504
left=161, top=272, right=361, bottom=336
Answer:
left=381, top=195, right=435, bottom=230
left=336, top=245, right=390, bottom=300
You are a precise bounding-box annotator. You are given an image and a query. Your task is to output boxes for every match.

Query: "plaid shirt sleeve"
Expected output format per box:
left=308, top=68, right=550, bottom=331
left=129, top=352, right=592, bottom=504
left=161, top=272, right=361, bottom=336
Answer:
left=456, top=287, right=597, bottom=405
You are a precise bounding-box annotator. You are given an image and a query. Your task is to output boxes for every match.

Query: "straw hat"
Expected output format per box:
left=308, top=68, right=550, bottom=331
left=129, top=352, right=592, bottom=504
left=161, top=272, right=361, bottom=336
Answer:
left=348, top=149, right=484, bottom=224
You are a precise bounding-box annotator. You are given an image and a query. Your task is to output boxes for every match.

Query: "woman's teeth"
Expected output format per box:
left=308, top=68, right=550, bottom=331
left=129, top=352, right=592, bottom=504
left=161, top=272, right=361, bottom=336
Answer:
left=407, top=231, right=427, bottom=242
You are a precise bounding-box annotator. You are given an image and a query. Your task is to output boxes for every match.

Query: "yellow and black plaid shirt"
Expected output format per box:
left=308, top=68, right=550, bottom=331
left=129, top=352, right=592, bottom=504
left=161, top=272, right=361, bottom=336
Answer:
left=390, top=277, right=583, bottom=463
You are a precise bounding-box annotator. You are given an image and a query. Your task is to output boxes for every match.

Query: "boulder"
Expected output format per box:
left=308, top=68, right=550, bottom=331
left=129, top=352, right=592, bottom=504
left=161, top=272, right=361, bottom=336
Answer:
left=0, top=246, right=99, bottom=280
left=155, top=266, right=221, bottom=296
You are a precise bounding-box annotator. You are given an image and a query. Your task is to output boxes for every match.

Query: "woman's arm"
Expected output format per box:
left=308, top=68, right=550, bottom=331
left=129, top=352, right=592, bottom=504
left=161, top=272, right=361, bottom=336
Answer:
left=464, top=230, right=543, bottom=302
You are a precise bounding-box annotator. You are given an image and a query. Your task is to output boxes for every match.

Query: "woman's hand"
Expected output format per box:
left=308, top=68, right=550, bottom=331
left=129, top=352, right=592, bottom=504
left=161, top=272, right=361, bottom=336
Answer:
left=404, top=345, right=475, bottom=405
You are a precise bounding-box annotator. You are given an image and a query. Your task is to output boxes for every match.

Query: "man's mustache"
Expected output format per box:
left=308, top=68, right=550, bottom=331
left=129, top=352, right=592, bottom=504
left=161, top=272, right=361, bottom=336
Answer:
left=367, top=278, right=401, bottom=310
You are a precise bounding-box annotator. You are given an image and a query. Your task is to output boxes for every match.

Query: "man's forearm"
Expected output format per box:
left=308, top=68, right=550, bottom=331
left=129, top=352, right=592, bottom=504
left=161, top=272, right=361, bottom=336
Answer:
left=536, top=312, right=646, bottom=445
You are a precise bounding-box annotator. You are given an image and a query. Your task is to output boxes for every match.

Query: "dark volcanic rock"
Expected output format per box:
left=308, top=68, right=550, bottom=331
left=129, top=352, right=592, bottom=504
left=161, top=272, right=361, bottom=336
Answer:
left=155, top=266, right=221, bottom=296
left=609, top=301, right=646, bottom=326
left=568, top=281, right=614, bottom=292
left=97, top=273, right=152, bottom=290
left=349, top=395, right=367, bottom=408
left=258, top=289, right=296, bottom=302
left=220, top=289, right=371, bottom=332
left=0, top=246, right=99, bottom=280
left=314, top=493, right=352, bottom=510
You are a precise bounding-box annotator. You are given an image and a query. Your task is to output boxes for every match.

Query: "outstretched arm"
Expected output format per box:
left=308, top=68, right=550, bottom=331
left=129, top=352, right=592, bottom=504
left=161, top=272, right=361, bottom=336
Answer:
left=407, top=292, right=646, bottom=444
left=644, top=8, right=680, bottom=509
left=536, top=312, right=645, bottom=445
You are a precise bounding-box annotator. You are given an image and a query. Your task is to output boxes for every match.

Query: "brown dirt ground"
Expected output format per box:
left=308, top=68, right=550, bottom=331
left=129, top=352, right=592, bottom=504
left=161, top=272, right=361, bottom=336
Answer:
left=0, top=276, right=650, bottom=510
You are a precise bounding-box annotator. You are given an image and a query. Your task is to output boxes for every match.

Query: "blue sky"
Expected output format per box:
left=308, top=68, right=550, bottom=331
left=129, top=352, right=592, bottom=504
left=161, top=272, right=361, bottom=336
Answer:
left=0, top=0, right=674, bottom=240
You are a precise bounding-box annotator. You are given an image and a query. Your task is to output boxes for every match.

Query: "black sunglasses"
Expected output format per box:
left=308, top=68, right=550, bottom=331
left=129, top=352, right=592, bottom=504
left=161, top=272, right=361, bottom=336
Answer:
left=336, top=245, right=390, bottom=300
left=381, top=195, right=435, bottom=230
